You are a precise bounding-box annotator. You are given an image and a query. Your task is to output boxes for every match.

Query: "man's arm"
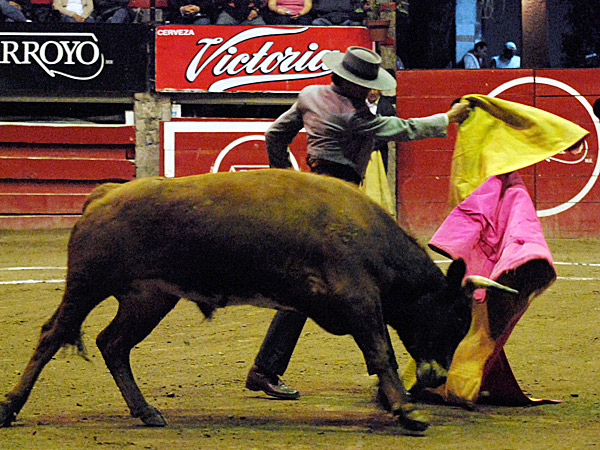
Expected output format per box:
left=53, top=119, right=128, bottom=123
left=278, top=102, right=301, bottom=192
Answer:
left=356, top=101, right=470, bottom=142
left=265, top=103, right=304, bottom=169
left=52, top=0, right=71, bottom=16
left=81, top=0, right=94, bottom=18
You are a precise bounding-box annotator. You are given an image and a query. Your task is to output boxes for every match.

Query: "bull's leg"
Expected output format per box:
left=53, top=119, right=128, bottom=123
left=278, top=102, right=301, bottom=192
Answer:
left=96, top=286, right=178, bottom=427
left=349, top=305, right=430, bottom=432
left=1, top=286, right=104, bottom=427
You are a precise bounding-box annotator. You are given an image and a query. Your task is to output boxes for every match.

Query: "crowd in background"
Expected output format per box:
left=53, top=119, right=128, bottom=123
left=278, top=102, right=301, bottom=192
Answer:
left=0, top=0, right=375, bottom=25
left=457, top=40, right=522, bottom=69
left=2, top=0, right=526, bottom=70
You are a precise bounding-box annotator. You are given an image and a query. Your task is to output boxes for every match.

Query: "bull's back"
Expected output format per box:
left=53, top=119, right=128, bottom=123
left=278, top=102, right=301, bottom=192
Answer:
left=80, top=170, right=391, bottom=235
left=68, top=170, right=401, bottom=294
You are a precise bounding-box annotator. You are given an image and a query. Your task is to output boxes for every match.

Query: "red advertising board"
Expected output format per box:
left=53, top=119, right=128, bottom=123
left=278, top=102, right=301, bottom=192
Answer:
left=161, top=119, right=308, bottom=177
left=155, top=25, right=372, bottom=92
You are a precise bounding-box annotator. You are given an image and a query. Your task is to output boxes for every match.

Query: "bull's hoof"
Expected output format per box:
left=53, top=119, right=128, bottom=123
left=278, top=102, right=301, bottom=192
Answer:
left=394, top=403, right=430, bottom=432
left=0, top=402, right=17, bottom=427
left=138, top=407, right=167, bottom=427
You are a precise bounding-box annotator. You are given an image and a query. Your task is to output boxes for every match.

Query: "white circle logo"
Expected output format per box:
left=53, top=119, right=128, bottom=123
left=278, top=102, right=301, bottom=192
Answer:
left=487, top=77, right=600, bottom=217
left=211, top=135, right=300, bottom=173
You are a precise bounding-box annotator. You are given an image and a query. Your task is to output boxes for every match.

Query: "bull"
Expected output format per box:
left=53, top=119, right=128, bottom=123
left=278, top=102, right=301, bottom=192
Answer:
left=0, top=169, right=516, bottom=432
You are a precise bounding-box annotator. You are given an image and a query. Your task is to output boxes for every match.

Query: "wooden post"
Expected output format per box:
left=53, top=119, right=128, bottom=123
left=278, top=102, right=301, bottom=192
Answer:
left=522, top=0, right=549, bottom=67
left=134, top=93, right=172, bottom=178
left=379, top=3, right=397, bottom=218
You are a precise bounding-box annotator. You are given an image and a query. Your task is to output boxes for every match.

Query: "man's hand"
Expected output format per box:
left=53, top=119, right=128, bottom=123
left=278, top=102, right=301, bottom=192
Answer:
left=446, top=102, right=471, bottom=124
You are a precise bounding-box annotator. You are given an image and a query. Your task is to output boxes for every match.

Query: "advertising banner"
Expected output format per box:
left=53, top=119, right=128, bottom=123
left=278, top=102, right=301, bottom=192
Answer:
left=0, top=23, right=148, bottom=94
left=155, top=25, right=372, bottom=93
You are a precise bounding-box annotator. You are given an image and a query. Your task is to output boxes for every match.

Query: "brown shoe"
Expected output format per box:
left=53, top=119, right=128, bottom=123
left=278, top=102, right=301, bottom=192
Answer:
left=245, top=366, right=300, bottom=400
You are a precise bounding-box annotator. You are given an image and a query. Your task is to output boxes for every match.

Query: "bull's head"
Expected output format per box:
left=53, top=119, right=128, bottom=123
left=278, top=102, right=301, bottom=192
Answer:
left=387, top=258, right=517, bottom=389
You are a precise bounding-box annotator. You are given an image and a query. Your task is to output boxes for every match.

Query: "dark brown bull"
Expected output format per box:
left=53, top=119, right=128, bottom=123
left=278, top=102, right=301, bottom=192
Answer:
left=0, top=169, right=515, bottom=432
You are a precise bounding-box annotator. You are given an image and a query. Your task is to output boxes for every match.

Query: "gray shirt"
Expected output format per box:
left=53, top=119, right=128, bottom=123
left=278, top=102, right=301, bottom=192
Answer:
left=266, top=83, right=449, bottom=179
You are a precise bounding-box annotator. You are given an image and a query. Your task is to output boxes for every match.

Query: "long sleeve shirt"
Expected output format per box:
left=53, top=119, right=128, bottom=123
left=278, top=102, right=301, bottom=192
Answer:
left=266, top=83, right=449, bottom=179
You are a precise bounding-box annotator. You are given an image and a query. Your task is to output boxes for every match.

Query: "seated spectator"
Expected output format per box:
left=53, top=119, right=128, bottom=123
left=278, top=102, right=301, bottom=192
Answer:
left=458, top=41, right=487, bottom=69
left=310, top=0, right=364, bottom=26
left=263, top=0, right=312, bottom=25
left=95, top=0, right=133, bottom=22
left=215, top=0, right=266, bottom=25
left=491, top=41, right=521, bottom=68
left=0, top=0, right=31, bottom=22
left=53, top=0, right=95, bottom=22
left=167, top=0, right=213, bottom=24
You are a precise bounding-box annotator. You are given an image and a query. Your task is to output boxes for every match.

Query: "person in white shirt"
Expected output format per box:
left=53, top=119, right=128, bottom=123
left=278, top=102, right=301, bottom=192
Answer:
left=491, top=41, right=521, bottom=68
left=53, top=0, right=95, bottom=21
left=461, top=41, right=488, bottom=69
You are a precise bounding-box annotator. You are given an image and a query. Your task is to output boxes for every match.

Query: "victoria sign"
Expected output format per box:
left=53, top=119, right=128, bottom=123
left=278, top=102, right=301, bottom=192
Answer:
left=155, top=25, right=372, bottom=92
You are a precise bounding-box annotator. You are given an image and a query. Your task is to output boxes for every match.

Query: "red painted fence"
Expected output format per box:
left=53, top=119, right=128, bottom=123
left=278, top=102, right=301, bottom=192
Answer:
left=0, top=123, right=135, bottom=229
left=2, top=69, right=599, bottom=237
left=395, top=68, right=600, bottom=238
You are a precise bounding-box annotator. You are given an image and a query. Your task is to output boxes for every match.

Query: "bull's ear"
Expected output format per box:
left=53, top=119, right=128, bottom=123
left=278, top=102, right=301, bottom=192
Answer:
left=446, top=258, right=467, bottom=291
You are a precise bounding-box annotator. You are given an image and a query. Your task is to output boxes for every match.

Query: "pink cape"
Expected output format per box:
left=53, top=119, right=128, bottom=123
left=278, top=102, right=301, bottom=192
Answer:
left=405, top=172, right=559, bottom=405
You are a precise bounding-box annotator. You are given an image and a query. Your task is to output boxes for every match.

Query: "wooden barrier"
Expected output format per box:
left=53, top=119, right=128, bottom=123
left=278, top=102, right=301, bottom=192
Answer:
left=0, top=123, right=135, bottom=230
left=1, top=45, right=598, bottom=236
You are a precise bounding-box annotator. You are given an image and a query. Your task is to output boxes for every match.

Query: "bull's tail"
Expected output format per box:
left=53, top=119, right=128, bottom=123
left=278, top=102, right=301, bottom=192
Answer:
left=82, top=183, right=121, bottom=213
left=0, top=287, right=98, bottom=426
left=41, top=305, right=90, bottom=361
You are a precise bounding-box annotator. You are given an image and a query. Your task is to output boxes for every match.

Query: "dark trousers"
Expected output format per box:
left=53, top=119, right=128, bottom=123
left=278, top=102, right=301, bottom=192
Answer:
left=254, top=310, right=307, bottom=375
left=253, top=160, right=398, bottom=376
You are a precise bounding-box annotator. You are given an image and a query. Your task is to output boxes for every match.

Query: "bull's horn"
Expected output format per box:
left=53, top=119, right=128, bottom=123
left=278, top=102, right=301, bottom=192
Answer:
left=462, top=275, right=519, bottom=296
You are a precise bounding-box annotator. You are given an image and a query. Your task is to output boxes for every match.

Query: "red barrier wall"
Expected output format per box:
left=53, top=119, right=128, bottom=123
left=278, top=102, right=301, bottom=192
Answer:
left=160, top=119, right=309, bottom=177
left=396, top=68, right=600, bottom=238
left=0, top=124, right=135, bottom=230
left=3, top=70, right=599, bottom=237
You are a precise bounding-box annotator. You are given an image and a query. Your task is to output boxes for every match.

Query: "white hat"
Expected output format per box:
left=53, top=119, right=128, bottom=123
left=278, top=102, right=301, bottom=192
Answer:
left=505, top=41, right=517, bottom=51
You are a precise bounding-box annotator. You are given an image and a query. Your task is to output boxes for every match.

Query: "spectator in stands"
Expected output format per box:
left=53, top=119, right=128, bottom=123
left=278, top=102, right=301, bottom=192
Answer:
left=215, top=0, right=266, bottom=25
left=458, top=41, right=487, bottom=69
left=0, top=0, right=31, bottom=22
left=53, top=0, right=95, bottom=22
left=310, top=0, right=364, bottom=26
left=491, top=41, right=521, bottom=68
left=167, top=0, right=214, bottom=24
left=95, top=0, right=133, bottom=22
left=263, top=0, right=312, bottom=25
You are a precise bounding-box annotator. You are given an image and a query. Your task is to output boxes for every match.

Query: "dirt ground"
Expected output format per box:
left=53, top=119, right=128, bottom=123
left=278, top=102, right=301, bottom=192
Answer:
left=0, top=229, right=598, bottom=450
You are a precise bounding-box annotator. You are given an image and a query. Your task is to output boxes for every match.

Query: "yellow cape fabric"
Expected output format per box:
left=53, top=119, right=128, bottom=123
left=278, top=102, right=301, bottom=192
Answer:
left=402, top=300, right=496, bottom=403
left=449, top=94, right=589, bottom=208
left=360, top=150, right=395, bottom=215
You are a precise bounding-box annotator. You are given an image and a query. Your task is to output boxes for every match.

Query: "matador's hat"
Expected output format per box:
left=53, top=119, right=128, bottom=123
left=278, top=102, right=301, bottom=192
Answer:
left=322, top=46, right=397, bottom=91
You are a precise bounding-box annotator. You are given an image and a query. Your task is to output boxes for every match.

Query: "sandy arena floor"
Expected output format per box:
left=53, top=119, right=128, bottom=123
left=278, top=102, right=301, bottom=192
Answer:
left=0, top=230, right=598, bottom=449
